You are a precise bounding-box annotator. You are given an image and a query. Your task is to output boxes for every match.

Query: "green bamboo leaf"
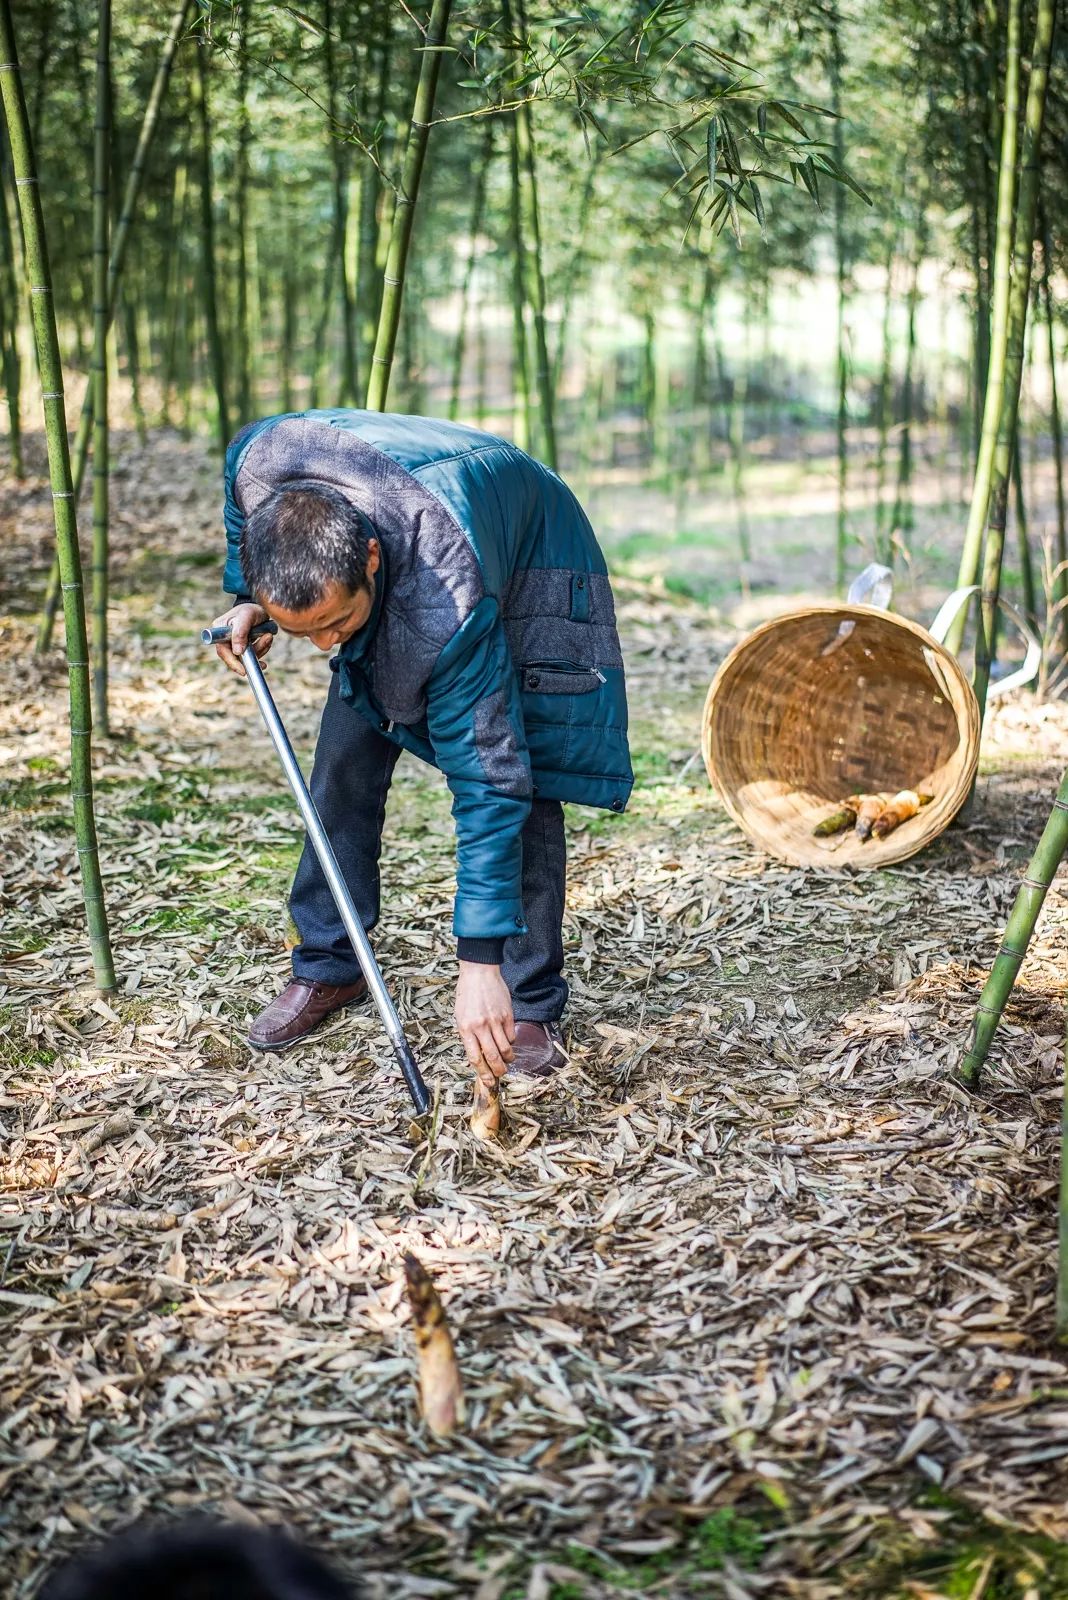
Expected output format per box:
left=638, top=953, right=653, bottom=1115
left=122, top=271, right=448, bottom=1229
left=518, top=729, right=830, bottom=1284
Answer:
left=720, top=112, right=742, bottom=174
left=767, top=99, right=809, bottom=137
left=683, top=190, right=703, bottom=245
left=749, top=176, right=766, bottom=238
left=726, top=183, right=741, bottom=243
left=706, top=115, right=717, bottom=192
left=800, top=155, right=822, bottom=208
left=813, top=153, right=874, bottom=205
left=757, top=101, right=767, bottom=136
left=705, top=190, right=729, bottom=231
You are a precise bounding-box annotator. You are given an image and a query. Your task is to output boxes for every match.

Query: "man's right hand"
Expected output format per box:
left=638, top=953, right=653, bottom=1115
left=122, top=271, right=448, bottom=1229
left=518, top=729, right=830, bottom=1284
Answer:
left=212, top=602, right=272, bottom=678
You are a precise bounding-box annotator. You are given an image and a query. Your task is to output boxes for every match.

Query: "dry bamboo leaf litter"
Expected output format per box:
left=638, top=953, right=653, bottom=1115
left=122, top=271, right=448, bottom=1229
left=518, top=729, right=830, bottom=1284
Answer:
left=2, top=435, right=1068, bottom=1597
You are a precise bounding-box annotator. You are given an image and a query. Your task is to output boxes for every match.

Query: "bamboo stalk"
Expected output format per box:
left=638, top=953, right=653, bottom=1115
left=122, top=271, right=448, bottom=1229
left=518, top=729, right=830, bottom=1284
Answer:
left=945, top=0, right=1022, bottom=656
left=1040, top=208, right=1067, bottom=655
left=160, top=160, right=189, bottom=423
left=192, top=41, right=229, bottom=453
left=960, top=768, right=1068, bottom=1088
left=506, top=101, right=530, bottom=450
left=35, top=0, right=190, bottom=654
left=830, top=0, right=848, bottom=596
left=890, top=216, right=924, bottom=547
left=448, top=121, right=492, bottom=422
left=971, top=0, right=1054, bottom=725
left=551, top=160, right=596, bottom=397
left=873, top=242, right=894, bottom=562
left=308, top=0, right=354, bottom=408
left=326, top=0, right=357, bottom=405
left=0, top=151, right=21, bottom=475
left=90, top=0, right=110, bottom=736
left=281, top=212, right=296, bottom=413
left=0, top=0, right=116, bottom=992
left=364, top=0, right=452, bottom=412
left=234, top=0, right=252, bottom=421
left=120, top=291, right=146, bottom=444
left=514, top=2, right=557, bottom=469
left=356, top=17, right=392, bottom=382
left=1012, top=436, right=1035, bottom=623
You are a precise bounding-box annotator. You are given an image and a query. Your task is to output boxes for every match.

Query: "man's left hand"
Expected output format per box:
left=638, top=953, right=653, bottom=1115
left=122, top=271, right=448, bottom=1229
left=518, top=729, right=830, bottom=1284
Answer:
left=455, top=963, right=515, bottom=1088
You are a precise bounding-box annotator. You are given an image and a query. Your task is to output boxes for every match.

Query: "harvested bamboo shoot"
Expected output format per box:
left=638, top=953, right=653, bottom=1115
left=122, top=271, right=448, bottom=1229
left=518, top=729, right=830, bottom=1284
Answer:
left=470, top=1081, right=501, bottom=1141
left=813, top=802, right=858, bottom=837
left=850, top=794, right=884, bottom=841
left=871, top=790, right=933, bottom=838
left=403, top=1252, right=465, bottom=1437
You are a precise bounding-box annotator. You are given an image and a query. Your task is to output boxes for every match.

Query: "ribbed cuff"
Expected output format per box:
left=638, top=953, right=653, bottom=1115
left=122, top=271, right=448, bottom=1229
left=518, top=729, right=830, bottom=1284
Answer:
left=232, top=593, right=254, bottom=607
left=457, top=937, right=505, bottom=965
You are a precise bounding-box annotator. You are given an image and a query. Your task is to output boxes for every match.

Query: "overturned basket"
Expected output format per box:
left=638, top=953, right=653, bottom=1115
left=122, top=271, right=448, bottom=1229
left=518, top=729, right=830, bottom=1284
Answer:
left=701, top=579, right=1037, bottom=869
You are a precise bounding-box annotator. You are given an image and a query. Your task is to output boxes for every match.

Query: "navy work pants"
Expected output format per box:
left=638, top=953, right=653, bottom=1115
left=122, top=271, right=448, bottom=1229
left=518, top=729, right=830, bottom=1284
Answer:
left=289, top=672, right=568, bottom=1023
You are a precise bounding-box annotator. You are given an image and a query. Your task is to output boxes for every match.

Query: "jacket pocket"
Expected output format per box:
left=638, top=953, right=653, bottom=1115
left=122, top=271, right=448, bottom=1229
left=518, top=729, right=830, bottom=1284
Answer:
left=520, top=660, right=605, bottom=695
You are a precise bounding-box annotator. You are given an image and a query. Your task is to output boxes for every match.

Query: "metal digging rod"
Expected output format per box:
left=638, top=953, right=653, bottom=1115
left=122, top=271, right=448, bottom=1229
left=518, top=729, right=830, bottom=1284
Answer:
left=201, top=619, right=430, bottom=1115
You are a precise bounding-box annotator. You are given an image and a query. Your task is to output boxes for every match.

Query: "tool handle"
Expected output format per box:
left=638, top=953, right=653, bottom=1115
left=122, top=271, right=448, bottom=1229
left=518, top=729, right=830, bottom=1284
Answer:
left=200, top=620, right=279, bottom=645
left=234, top=644, right=431, bottom=1117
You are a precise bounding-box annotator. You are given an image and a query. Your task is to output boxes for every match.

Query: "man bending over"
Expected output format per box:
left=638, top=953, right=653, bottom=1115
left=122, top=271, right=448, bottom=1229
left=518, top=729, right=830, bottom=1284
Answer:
left=211, top=410, right=632, bottom=1086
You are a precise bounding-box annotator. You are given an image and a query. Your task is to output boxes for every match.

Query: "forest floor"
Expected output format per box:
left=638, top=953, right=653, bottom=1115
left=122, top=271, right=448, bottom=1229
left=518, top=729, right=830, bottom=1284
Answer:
left=3, top=428, right=1068, bottom=1599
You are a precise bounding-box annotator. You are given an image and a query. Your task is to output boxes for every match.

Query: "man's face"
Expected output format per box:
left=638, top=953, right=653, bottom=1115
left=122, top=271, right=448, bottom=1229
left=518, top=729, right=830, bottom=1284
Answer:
left=265, top=542, right=380, bottom=652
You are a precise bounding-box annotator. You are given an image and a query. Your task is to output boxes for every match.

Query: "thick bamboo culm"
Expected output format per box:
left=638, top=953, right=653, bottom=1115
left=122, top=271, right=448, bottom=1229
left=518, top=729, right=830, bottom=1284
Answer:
left=0, top=160, right=21, bottom=476
left=972, top=0, right=1056, bottom=725
left=703, top=606, right=980, bottom=869
left=959, top=768, right=1068, bottom=1089
left=365, top=0, right=452, bottom=412
left=35, top=0, right=190, bottom=655
left=90, top=0, right=110, bottom=736
left=945, top=0, right=1021, bottom=656
left=515, top=0, right=557, bottom=471
left=0, top=0, right=116, bottom=992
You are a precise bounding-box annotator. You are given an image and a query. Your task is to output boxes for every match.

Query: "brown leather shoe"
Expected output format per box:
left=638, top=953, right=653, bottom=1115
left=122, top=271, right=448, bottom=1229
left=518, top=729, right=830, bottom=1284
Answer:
left=509, top=1021, right=568, bottom=1078
left=248, top=978, right=367, bottom=1052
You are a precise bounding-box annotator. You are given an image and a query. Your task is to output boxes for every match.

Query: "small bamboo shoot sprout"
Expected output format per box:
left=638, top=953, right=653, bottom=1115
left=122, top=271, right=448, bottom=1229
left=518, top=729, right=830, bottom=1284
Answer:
left=871, top=790, right=933, bottom=838
left=813, top=802, right=858, bottom=837
left=849, top=794, right=884, bottom=841
left=403, top=1252, right=464, bottom=1438
left=470, top=1080, right=501, bottom=1141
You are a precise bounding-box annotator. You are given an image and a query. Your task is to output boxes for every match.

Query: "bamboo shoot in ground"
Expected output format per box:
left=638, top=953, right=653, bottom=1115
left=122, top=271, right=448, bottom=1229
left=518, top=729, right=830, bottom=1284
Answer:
left=470, top=1081, right=501, bottom=1140
left=403, top=1253, right=464, bottom=1438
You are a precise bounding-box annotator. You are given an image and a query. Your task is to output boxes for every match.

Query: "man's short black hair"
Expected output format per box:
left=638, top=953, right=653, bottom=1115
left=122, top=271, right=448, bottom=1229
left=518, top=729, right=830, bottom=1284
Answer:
left=241, top=480, right=376, bottom=612
left=40, top=1517, right=359, bottom=1600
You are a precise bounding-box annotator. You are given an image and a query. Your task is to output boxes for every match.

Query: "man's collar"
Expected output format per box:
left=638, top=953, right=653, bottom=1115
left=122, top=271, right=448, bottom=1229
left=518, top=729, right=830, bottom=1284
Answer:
left=338, top=546, right=387, bottom=666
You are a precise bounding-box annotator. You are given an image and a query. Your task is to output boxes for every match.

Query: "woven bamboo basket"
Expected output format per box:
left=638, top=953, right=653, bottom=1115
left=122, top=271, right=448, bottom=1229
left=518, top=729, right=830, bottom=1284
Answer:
left=701, top=603, right=981, bottom=869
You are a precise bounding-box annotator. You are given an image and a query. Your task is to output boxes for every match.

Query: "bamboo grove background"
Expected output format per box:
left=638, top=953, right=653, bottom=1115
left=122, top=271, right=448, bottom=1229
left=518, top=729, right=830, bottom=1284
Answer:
left=2, top=0, right=1068, bottom=982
